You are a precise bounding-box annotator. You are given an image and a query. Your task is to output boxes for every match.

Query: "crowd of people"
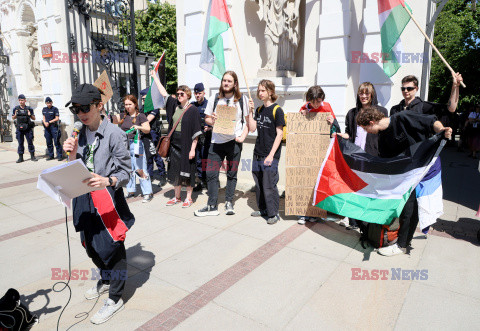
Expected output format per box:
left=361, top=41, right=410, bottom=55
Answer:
left=10, top=68, right=464, bottom=324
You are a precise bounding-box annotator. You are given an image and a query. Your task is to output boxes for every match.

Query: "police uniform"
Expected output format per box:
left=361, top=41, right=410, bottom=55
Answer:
left=42, top=104, right=63, bottom=160
left=12, top=105, right=36, bottom=159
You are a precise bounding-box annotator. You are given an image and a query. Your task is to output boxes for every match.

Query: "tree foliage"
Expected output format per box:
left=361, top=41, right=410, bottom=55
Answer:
left=133, top=2, right=177, bottom=94
left=429, top=0, right=480, bottom=109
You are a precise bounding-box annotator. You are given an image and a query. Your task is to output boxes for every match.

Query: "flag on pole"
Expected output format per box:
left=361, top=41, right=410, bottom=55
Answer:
left=144, top=51, right=166, bottom=113
left=377, top=0, right=411, bottom=77
left=200, top=0, right=232, bottom=79
left=313, top=135, right=445, bottom=225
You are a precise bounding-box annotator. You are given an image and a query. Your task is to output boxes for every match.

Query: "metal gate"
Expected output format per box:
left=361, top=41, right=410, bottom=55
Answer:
left=65, top=0, right=138, bottom=113
left=0, top=36, right=12, bottom=142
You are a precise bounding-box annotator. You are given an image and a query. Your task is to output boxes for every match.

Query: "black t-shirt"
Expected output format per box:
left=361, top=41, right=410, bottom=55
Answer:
left=378, top=112, right=437, bottom=158
left=390, top=97, right=448, bottom=121
left=120, top=113, right=148, bottom=140
left=254, top=103, right=286, bottom=159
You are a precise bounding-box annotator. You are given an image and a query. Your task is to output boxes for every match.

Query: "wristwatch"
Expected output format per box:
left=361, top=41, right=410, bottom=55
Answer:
left=108, top=177, right=113, bottom=186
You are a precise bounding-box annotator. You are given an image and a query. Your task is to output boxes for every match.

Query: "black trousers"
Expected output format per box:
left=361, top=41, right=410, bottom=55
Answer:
left=196, top=130, right=212, bottom=181
left=16, top=129, right=35, bottom=154
left=252, top=156, right=280, bottom=218
left=85, top=241, right=127, bottom=303
left=205, top=140, right=242, bottom=206
left=397, top=192, right=419, bottom=248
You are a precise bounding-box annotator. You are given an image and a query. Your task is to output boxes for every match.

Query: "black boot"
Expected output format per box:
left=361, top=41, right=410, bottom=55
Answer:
left=30, top=153, right=38, bottom=162
left=16, top=154, right=24, bottom=163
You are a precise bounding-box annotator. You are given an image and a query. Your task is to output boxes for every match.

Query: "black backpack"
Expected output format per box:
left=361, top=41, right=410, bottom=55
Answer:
left=360, top=218, right=400, bottom=249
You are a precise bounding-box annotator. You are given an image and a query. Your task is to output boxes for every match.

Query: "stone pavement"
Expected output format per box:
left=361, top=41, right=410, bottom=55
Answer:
left=0, top=143, right=479, bottom=330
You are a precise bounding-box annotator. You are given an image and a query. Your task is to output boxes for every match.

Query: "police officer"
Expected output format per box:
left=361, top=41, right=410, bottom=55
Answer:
left=42, top=97, right=64, bottom=161
left=12, top=94, right=37, bottom=163
left=191, top=83, right=209, bottom=190
left=142, top=88, right=167, bottom=186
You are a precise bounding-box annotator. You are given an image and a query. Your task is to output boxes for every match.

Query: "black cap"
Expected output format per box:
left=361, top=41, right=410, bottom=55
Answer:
left=194, top=83, right=205, bottom=93
left=140, top=88, right=149, bottom=97
left=65, top=84, right=102, bottom=107
left=18, top=94, right=26, bottom=100
left=45, top=97, right=53, bottom=103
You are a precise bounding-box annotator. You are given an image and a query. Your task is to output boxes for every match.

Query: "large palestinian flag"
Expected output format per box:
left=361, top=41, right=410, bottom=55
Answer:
left=378, top=0, right=411, bottom=77
left=313, top=135, right=445, bottom=225
left=200, top=0, right=232, bottom=79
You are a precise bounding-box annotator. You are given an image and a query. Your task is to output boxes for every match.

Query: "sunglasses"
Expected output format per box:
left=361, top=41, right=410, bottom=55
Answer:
left=69, top=104, right=92, bottom=115
left=176, top=92, right=186, bottom=97
left=401, top=87, right=416, bottom=92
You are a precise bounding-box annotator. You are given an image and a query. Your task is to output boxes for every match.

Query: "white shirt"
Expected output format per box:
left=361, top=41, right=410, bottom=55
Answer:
left=205, top=94, right=249, bottom=144
left=355, top=125, right=368, bottom=150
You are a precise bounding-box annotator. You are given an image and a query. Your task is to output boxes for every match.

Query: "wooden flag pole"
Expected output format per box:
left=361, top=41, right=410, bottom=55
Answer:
left=401, top=3, right=466, bottom=88
left=229, top=24, right=253, bottom=101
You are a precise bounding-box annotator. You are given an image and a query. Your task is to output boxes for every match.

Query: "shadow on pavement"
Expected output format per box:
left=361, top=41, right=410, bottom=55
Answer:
left=20, top=288, right=61, bottom=318
left=431, top=217, right=480, bottom=246
left=123, top=243, right=155, bottom=303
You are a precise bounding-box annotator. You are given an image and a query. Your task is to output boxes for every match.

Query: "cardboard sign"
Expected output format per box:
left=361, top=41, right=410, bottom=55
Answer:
left=213, top=105, right=237, bottom=135
left=93, top=70, right=113, bottom=104
left=285, top=112, right=331, bottom=217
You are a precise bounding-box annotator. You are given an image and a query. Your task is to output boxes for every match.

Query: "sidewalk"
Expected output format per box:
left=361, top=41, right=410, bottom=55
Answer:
left=0, top=143, right=479, bottom=330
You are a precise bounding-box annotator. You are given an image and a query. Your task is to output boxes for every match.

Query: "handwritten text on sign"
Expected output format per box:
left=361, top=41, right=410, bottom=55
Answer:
left=213, top=105, right=237, bottom=135
left=285, top=111, right=331, bottom=217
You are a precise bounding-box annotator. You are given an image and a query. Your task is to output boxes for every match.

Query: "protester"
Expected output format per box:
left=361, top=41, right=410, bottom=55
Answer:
left=466, top=104, right=480, bottom=158
left=42, top=97, right=64, bottom=161
left=357, top=107, right=452, bottom=256
left=12, top=94, right=37, bottom=163
left=63, top=84, right=134, bottom=324
left=340, top=82, right=388, bottom=231
left=247, top=80, right=285, bottom=225
left=141, top=88, right=167, bottom=186
left=297, top=85, right=340, bottom=224
left=112, top=95, right=153, bottom=203
left=191, top=82, right=210, bottom=191
left=150, top=71, right=202, bottom=207
left=195, top=71, right=250, bottom=217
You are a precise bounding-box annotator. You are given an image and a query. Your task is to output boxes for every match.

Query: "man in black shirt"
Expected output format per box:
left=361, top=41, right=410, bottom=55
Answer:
left=357, top=107, right=452, bottom=256
left=12, top=94, right=37, bottom=163
left=191, top=83, right=210, bottom=190
left=247, top=80, right=285, bottom=225
left=42, top=97, right=64, bottom=161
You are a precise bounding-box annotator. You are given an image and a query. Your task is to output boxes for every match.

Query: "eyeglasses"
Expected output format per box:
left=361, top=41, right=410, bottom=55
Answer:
left=401, top=87, right=416, bottom=92
left=359, top=92, right=371, bottom=96
left=176, top=92, right=186, bottom=97
left=69, top=104, right=92, bottom=115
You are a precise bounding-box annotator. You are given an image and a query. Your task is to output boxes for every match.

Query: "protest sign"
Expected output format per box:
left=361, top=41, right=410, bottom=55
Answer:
left=93, top=70, right=113, bottom=104
left=213, top=105, right=237, bottom=135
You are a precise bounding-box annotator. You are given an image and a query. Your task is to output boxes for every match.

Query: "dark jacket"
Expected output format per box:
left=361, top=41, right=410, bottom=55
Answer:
left=345, top=94, right=388, bottom=157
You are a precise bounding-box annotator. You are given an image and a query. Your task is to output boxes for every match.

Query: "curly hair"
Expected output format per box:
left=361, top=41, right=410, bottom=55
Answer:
left=356, top=106, right=386, bottom=127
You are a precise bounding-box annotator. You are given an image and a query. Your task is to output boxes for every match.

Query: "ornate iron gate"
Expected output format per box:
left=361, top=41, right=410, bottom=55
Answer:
left=65, top=0, right=138, bottom=113
left=0, top=36, right=12, bottom=142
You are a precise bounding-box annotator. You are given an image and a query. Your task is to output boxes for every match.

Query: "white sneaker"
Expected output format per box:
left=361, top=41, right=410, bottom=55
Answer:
left=298, top=217, right=308, bottom=225
left=85, top=282, right=110, bottom=300
left=90, top=298, right=124, bottom=324
left=378, top=244, right=406, bottom=257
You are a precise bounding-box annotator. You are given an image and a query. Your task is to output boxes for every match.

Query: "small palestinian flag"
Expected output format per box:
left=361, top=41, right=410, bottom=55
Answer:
left=144, top=51, right=166, bottom=113
left=378, top=0, right=411, bottom=77
left=200, top=0, right=232, bottom=79
left=313, top=135, right=445, bottom=225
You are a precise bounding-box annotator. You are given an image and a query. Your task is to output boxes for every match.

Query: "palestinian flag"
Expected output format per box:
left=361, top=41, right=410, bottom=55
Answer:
left=200, top=0, right=232, bottom=79
left=144, top=51, right=166, bottom=113
left=313, top=135, right=445, bottom=225
left=378, top=0, right=411, bottom=77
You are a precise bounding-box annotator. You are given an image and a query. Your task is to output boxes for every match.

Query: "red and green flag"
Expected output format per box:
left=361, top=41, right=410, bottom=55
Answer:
left=200, top=0, right=232, bottom=79
left=378, top=0, right=411, bottom=77
left=313, top=135, right=444, bottom=225
left=144, top=51, right=166, bottom=113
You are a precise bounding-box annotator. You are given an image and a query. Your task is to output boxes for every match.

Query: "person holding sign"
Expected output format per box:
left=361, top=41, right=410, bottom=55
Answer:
left=150, top=72, right=202, bottom=207
left=195, top=71, right=250, bottom=217
left=63, top=84, right=134, bottom=324
left=247, top=80, right=285, bottom=225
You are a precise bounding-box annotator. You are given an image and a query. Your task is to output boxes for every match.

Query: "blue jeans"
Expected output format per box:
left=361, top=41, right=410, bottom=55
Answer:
left=16, top=129, right=35, bottom=154
left=127, top=140, right=153, bottom=195
left=146, top=130, right=166, bottom=177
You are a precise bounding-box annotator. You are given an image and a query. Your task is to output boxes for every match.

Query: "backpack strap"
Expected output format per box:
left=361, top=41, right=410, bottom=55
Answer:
left=272, top=104, right=280, bottom=120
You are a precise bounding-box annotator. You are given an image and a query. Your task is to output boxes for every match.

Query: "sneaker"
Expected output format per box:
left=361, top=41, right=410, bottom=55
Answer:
left=194, top=205, right=219, bottom=217
left=182, top=198, right=193, bottom=208
left=125, top=192, right=135, bottom=199
left=267, top=215, right=280, bottom=225
left=166, top=197, right=181, bottom=206
left=298, top=216, right=309, bottom=225
left=378, top=244, right=406, bottom=257
left=85, top=282, right=110, bottom=300
left=224, top=201, right=235, bottom=215
left=142, top=194, right=153, bottom=203
left=251, top=210, right=267, bottom=217
left=90, top=298, right=124, bottom=325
